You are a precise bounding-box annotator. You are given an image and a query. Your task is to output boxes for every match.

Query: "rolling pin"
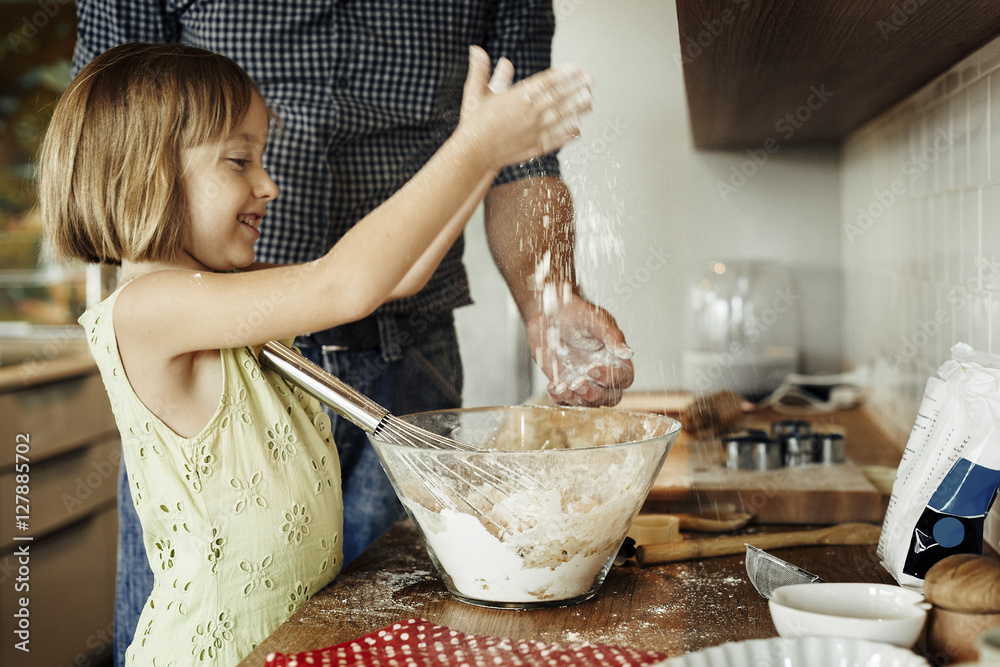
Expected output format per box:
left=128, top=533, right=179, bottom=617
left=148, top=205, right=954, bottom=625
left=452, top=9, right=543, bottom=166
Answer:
left=628, top=512, right=753, bottom=545
left=635, top=522, right=881, bottom=566
left=673, top=511, right=753, bottom=532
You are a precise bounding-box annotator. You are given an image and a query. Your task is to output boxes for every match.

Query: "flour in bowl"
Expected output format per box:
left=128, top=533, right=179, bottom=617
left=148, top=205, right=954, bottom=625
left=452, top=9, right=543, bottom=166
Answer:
left=372, top=406, right=680, bottom=607
left=398, top=444, right=654, bottom=605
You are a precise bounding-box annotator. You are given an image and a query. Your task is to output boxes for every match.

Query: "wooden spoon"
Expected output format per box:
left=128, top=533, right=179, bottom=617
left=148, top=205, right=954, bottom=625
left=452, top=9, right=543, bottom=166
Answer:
left=635, top=522, right=881, bottom=566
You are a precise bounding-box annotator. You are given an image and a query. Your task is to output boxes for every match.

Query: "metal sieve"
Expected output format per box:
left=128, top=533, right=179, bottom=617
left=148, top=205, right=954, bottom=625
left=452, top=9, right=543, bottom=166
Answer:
left=745, top=544, right=824, bottom=599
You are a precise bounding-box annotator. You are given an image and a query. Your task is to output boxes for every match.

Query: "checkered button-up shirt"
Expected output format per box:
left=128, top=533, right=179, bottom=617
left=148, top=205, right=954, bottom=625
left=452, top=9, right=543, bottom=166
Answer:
left=73, top=0, right=561, bottom=315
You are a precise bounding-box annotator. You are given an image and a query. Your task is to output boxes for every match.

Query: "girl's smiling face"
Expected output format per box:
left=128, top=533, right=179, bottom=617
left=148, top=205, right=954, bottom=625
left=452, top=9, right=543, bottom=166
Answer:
left=179, top=93, right=278, bottom=271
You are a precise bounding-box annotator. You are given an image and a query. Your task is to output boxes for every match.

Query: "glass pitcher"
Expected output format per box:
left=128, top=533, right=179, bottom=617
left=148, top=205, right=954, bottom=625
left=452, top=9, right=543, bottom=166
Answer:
left=682, top=260, right=800, bottom=401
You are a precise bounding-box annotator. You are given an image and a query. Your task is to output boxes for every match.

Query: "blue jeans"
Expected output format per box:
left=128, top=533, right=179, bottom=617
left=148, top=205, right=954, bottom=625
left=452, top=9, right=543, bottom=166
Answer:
left=114, top=465, right=153, bottom=667
left=296, top=314, right=463, bottom=563
left=113, top=313, right=463, bottom=666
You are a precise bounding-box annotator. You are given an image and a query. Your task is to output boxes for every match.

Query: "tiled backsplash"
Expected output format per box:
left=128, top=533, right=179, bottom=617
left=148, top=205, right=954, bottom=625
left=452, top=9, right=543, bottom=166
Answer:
left=843, top=37, right=1000, bottom=442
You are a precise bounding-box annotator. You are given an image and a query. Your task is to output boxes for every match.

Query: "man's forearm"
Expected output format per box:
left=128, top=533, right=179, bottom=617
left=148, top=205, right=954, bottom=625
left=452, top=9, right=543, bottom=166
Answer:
left=484, top=175, right=578, bottom=320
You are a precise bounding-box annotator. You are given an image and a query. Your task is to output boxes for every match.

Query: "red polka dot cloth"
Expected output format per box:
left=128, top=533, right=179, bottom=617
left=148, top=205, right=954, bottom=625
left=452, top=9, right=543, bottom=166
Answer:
left=263, top=617, right=669, bottom=667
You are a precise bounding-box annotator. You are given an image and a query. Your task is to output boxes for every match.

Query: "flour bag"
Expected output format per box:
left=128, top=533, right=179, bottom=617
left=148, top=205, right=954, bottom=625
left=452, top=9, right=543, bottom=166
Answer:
left=878, top=342, right=1000, bottom=590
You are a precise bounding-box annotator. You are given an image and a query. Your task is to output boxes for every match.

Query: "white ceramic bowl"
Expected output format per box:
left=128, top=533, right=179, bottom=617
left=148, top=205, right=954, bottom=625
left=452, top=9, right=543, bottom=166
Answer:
left=769, top=583, right=928, bottom=647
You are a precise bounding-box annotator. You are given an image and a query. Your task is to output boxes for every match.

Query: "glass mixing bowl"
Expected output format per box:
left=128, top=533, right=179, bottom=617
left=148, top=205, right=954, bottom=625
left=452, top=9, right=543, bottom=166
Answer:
left=370, top=405, right=681, bottom=609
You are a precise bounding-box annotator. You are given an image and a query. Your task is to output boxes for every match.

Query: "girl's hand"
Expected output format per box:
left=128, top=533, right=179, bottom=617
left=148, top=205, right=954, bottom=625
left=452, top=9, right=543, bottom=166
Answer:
left=458, top=45, right=593, bottom=169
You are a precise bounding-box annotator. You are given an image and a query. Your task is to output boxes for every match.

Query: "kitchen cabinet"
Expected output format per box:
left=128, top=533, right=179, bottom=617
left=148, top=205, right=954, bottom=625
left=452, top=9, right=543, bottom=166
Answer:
left=0, top=361, right=118, bottom=667
left=676, top=0, right=1000, bottom=148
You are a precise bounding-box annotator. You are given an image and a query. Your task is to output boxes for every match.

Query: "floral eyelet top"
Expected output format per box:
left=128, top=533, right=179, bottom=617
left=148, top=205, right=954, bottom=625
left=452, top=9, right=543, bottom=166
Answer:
left=80, top=286, right=343, bottom=666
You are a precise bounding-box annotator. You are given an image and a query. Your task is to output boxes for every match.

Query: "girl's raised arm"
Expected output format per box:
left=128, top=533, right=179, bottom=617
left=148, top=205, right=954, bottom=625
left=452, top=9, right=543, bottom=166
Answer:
left=117, top=46, right=593, bottom=356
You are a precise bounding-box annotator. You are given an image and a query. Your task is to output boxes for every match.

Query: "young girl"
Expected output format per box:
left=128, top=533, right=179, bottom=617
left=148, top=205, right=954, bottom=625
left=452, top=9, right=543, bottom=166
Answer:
left=40, top=42, right=592, bottom=665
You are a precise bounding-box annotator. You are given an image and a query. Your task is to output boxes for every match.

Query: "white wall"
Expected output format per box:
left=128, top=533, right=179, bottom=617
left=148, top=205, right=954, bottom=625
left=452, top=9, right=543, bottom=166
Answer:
left=842, top=37, right=1000, bottom=441
left=458, top=0, right=843, bottom=406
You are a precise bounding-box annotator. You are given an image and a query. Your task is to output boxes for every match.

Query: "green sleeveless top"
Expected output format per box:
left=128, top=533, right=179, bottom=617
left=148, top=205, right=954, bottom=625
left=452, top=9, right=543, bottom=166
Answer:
left=80, top=285, right=343, bottom=666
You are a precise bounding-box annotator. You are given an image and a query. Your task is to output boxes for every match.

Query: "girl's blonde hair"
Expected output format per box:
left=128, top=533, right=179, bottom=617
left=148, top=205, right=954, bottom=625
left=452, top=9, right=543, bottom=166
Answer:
left=40, top=42, right=271, bottom=265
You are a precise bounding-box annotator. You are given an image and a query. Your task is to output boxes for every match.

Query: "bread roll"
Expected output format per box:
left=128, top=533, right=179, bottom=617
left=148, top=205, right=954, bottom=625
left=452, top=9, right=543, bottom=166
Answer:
left=924, top=554, right=1000, bottom=612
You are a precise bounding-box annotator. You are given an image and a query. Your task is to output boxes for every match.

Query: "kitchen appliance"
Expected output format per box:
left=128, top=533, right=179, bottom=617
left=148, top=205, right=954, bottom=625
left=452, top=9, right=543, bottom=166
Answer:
left=682, top=260, right=801, bottom=401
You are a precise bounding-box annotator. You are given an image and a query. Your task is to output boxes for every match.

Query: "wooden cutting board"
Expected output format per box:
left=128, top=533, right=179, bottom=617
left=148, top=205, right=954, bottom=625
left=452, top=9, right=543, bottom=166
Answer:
left=644, top=436, right=884, bottom=524
left=619, top=393, right=899, bottom=525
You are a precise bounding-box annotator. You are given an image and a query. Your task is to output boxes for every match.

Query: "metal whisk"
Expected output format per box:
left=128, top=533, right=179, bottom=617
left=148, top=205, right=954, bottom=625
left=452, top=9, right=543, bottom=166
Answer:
left=259, top=340, right=537, bottom=537
left=259, top=341, right=476, bottom=451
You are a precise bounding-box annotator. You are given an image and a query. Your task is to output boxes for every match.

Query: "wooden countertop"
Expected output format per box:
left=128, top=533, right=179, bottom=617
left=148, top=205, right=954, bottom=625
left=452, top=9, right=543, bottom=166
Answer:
left=0, top=350, right=96, bottom=392
left=238, top=404, right=915, bottom=665
left=237, top=518, right=927, bottom=665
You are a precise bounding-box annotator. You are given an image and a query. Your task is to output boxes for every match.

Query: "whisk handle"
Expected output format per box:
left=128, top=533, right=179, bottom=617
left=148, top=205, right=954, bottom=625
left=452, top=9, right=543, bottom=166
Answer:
left=259, top=341, right=388, bottom=434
